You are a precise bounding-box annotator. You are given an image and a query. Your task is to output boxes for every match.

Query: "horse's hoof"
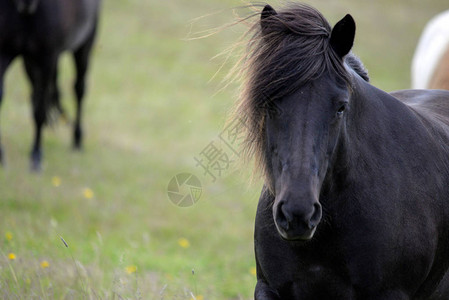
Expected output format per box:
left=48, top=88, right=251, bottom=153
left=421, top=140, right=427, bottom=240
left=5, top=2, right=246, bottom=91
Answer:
left=30, top=162, right=42, bottom=172
left=30, top=152, right=42, bottom=172
left=72, top=142, right=83, bottom=151
left=30, top=159, right=42, bottom=172
left=73, top=127, right=83, bottom=150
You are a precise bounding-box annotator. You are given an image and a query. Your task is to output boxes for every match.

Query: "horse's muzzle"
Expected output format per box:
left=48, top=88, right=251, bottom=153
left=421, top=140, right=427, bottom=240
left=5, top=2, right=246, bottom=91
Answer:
left=273, top=200, right=322, bottom=241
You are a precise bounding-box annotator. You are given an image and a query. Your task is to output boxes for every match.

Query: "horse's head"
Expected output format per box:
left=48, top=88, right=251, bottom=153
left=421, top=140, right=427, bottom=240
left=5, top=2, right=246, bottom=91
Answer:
left=12, top=0, right=40, bottom=15
left=258, top=5, right=356, bottom=241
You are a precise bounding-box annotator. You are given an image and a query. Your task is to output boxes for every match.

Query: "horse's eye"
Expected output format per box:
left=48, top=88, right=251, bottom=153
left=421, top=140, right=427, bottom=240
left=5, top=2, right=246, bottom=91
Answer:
left=336, top=105, right=346, bottom=117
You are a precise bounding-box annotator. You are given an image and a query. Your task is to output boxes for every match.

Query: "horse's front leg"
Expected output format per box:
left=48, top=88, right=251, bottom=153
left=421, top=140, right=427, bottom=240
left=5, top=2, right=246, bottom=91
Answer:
left=30, top=102, right=45, bottom=172
left=255, top=280, right=281, bottom=300
left=72, top=18, right=97, bottom=150
left=24, top=54, right=57, bottom=171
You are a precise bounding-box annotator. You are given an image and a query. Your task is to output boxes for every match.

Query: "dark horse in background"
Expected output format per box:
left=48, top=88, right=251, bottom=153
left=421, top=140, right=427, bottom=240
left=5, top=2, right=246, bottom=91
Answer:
left=0, top=0, right=101, bottom=171
left=235, top=3, right=449, bottom=299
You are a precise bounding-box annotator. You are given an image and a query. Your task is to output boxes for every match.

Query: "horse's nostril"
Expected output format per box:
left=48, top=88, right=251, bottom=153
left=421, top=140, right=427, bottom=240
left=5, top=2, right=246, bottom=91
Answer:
left=308, top=203, right=322, bottom=229
left=275, top=202, right=291, bottom=230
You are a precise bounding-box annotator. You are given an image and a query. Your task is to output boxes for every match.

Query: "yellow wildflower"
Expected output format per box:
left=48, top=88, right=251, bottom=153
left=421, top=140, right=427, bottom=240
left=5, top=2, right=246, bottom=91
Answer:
left=178, top=238, right=190, bottom=248
left=8, top=253, right=16, bottom=260
left=250, top=267, right=257, bottom=276
left=40, top=260, right=50, bottom=269
left=52, top=176, right=61, bottom=187
left=192, top=295, right=204, bottom=300
left=125, top=265, right=137, bottom=274
left=5, top=231, right=13, bottom=241
left=83, top=188, right=94, bottom=199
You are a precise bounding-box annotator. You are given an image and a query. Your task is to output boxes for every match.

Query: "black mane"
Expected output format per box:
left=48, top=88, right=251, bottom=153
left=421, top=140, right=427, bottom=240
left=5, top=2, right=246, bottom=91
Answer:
left=346, top=53, right=369, bottom=82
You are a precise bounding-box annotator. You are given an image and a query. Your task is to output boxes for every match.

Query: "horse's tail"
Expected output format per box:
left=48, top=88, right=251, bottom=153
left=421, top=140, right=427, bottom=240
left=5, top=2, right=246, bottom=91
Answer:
left=45, top=88, right=67, bottom=126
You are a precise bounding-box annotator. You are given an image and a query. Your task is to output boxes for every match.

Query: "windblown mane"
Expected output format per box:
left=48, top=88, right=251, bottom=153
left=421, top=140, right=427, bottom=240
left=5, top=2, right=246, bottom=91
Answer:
left=234, top=3, right=368, bottom=187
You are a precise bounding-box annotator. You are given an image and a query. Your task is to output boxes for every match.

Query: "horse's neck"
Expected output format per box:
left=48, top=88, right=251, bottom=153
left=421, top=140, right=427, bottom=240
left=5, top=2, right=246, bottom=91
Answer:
left=348, top=73, right=415, bottom=139
left=330, top=73, right=416, bottom=181
left=350, top=72, right=403, bottom=119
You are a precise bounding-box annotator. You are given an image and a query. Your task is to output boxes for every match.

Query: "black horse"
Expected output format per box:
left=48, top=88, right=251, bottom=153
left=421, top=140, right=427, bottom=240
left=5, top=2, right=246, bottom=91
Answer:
left=0, top=0, right=101, bottom=170
left=235, top=3, right=449, bottom=299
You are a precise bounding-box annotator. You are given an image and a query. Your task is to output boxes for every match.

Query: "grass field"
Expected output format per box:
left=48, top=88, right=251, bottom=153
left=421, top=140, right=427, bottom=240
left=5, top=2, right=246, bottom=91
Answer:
left=0, top=0, right=447, bottom=299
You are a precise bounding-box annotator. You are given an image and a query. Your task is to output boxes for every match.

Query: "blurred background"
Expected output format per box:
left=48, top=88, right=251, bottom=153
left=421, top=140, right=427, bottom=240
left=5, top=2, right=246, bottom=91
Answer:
left=0, top=0, right=447, bottom=299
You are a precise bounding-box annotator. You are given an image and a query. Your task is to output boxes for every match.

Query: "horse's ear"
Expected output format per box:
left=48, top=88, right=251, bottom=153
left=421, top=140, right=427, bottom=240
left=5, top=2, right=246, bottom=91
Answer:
left=261, top=4, right=277, bottom=34
left=330, top=14, right=356, bottom=58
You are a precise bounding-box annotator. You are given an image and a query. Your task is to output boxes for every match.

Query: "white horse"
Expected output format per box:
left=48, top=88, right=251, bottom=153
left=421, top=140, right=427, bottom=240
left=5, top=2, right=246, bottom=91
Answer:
left=412, top=9, right=449, bottom=89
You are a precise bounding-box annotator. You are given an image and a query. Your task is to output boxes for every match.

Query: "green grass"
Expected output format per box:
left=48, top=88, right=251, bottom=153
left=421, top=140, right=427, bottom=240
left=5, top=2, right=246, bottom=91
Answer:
left=0, top=0, right=447, bottom=299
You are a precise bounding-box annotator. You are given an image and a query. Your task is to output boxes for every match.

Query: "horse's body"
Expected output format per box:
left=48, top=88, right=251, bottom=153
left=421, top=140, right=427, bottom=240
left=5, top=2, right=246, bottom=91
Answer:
left=412, top=9, right=449, bottom=90
left=0, top=0, right=101, bottom=170
left=255, top=84, right=449, bottom=300
left=235, top=4, right=449, bottom=299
